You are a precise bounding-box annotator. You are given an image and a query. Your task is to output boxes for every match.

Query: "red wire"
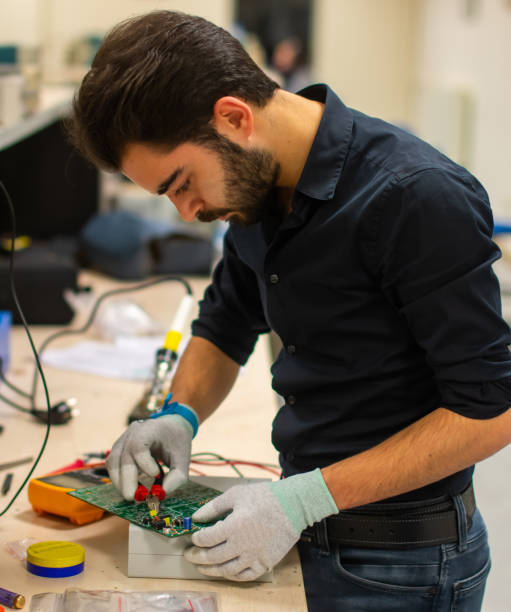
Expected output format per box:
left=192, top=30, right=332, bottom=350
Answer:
left=191, top=459, right=281, bottom=476
left=188, top=466, right=206, bottom=476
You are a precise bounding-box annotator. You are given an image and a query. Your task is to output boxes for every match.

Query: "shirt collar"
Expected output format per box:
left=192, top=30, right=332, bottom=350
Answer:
left=295, top=84, right=353, bottom=201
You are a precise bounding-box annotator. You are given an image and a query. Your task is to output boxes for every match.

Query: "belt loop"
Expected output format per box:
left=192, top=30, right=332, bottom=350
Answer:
left=452, top=493, right=468, bottom=552
left=314, top=519, right=331, bottom=555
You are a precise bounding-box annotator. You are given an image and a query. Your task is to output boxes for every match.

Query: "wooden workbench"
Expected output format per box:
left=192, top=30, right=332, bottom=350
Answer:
left=0, top=271, right=307, bottom=611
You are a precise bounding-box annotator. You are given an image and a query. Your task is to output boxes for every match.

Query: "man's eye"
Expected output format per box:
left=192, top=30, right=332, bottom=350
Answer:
left=175, top=179, right=190, bottom=196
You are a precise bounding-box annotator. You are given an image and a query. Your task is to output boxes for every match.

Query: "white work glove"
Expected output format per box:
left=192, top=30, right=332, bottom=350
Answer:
left=106, top=414, right=193, bottom=500
left=184, top=468, right=338, bottom=581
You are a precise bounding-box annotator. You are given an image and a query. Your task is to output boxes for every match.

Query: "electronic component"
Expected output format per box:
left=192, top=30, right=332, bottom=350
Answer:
left=69, top=480, right=221, bottom=538
left=173, top=517, right=184, bottom=529
left=146, top=494, right=161, bottom=515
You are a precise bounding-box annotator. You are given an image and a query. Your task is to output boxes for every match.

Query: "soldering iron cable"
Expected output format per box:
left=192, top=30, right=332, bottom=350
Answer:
left=28, top=275, right=193, bottom=413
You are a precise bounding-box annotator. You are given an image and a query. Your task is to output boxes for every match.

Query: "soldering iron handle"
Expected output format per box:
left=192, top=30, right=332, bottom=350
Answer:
left=169, top=295, right=194, bottom=335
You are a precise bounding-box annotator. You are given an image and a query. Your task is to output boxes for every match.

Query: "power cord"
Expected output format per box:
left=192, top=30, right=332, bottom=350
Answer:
left=0, top=275, right=193, bottom=423
left=0, top=357, right=76, bottom=423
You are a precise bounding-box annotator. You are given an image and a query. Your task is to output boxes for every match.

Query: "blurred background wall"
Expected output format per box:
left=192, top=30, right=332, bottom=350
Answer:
left=413, top=0, right=511, bottom=218
left=1, top=0, right=510, bottom=217
left=312, top=0, right=420, bottom=129
left=313, top=0, right=511, bottom=218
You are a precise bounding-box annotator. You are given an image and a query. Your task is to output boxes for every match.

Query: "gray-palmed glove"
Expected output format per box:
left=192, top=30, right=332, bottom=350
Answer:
left=184, top=468, right=338, bottom=581
left=106, top=413, right=194, bottom=499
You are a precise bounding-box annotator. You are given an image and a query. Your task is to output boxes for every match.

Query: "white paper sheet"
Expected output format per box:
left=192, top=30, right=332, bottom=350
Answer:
left=41, top=336, right=166, bottom=380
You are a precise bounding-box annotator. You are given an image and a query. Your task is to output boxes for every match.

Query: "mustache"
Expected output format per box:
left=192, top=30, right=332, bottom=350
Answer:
left=196, top=208, right=231, bottom=222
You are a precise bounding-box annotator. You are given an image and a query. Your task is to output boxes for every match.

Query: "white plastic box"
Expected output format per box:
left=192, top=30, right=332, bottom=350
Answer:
left=128, top=475, right=273, bottom=582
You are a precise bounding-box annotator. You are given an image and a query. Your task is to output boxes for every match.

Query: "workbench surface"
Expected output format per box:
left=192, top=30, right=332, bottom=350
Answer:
left=0, top=271, right=307, bottom=611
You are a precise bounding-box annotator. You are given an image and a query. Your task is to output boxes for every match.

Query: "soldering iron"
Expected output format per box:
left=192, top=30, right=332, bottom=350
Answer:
left=128, top=293, right=195, bottom=423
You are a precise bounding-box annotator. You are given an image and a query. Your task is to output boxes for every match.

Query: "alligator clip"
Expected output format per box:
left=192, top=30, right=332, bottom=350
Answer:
left=134, top=463, right=166, bottom=514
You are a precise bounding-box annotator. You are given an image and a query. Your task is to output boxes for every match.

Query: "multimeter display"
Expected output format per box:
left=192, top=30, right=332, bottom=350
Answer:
left=37, top=468, right=109, bottom=489
left=29, top=466, right=111, bottom=525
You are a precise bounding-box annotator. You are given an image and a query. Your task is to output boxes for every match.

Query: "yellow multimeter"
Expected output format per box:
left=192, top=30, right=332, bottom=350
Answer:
left=28, top=464, right=111, bottom=525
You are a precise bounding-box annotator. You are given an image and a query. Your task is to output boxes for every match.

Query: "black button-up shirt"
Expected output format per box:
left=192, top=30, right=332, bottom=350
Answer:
left=192, top=84, right=511, bottom=501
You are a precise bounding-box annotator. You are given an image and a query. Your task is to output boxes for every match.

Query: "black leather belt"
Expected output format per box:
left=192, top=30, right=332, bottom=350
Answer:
left=301, top=482, right=475, bottom=549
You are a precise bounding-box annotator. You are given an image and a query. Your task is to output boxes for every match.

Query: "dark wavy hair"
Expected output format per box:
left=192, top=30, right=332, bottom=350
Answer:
left=67, top=11, right=280, bottom=171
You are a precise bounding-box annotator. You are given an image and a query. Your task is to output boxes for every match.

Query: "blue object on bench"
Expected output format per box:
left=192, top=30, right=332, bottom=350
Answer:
left=0, top=310, right=12, bottom=373
left=493, top=219, right=511, bottom=236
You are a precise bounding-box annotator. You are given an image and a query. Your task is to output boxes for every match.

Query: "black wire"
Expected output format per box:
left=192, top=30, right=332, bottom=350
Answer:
left=0, top=180, right=52, bottom=517
left=0, top=391, right=32, bottom=413
left=29, top=275, right=193, bottom=410
left=0, top=180, right=194, bottom=516
left=0, top=276, right=193, bottom=415
left=0, top=279, right=193, bottom=411
left=0, top=377, right=31, bottom=400
left=0, top=357, right=32, bottom=398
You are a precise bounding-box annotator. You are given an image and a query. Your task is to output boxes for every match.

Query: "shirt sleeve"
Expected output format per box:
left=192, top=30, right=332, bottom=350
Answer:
left=374, top=167, right=511, bottom=419
left=191, top=228, right=270, bottom=365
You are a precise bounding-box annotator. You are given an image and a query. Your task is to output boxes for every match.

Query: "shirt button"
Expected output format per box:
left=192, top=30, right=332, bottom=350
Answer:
left=287, top=395, right=296, bottom=405
left=287, top=345, right=296, bottom=354
left=269, top=273, right=279, bottom=284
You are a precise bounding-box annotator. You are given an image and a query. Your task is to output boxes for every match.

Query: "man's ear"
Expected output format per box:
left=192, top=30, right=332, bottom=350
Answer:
left=211, top=96, right=254, bottom=144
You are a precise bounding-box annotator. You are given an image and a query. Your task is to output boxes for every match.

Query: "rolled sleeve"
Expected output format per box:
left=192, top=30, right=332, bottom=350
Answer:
left=191, top=229, right=270, bottom=365
left=438, top=377, right=511, bottom=419
left=377, top=168, right=511, bottom=418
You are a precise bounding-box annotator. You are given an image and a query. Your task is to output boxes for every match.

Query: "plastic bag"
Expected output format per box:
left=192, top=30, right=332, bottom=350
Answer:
left=93, top=299, right=165, bottom=340
left=64, top=289, right=164, bottom=340
left=4, top=537, right=39, bottom=561
left=30, top=593, right=63, bottom=612
left=29, top=589, right=218, bottom=612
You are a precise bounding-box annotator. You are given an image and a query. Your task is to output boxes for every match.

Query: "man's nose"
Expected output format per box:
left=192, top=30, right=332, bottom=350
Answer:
left=169, top=195, right=201, bottom=222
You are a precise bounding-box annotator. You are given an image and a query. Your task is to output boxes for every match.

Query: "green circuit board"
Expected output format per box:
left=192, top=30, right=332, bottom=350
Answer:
left=68, top=481, right=221, bottom=538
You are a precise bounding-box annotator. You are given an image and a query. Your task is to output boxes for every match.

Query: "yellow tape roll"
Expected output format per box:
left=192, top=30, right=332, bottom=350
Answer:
left=27, top=541, right=85, bottom=569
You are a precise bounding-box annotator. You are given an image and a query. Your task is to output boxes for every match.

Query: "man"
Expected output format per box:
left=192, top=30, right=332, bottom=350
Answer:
left=69, top=11, right=511, bottom=611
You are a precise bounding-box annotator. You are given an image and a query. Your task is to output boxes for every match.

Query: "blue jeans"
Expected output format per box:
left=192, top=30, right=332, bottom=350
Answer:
left=298, top=503, right=490, bottom=611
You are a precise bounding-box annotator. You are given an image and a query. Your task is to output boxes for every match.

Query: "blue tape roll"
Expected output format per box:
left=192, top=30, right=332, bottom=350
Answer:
left=27, top=561, right=84, bottom=578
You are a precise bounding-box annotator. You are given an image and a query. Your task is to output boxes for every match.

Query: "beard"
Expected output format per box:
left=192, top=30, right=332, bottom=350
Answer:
left=195, top=131, right=280, bottom=226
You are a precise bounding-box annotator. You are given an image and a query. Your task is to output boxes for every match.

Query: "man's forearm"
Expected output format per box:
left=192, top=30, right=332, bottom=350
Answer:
left=322, top=406, right=511, bottom=511
left=170, top=336, right=240, bottom=424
